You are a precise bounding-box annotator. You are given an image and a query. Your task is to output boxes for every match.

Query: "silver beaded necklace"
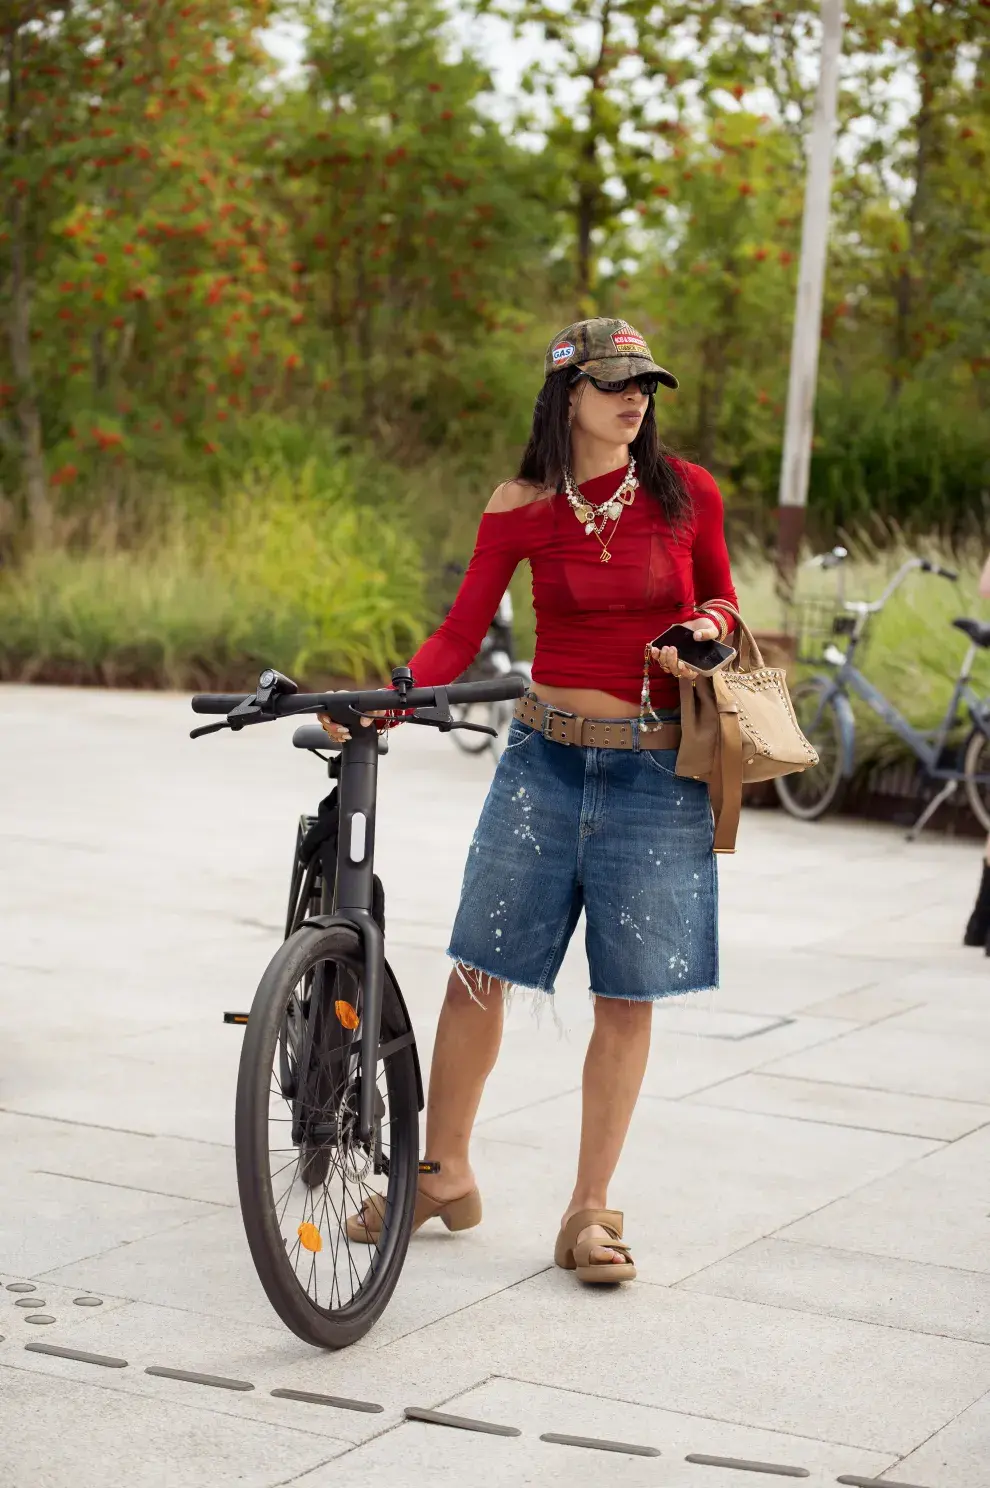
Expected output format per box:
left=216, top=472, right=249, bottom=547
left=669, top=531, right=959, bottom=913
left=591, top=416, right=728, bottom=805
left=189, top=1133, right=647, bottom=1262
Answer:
left=563, top=456, right=637, bottom=564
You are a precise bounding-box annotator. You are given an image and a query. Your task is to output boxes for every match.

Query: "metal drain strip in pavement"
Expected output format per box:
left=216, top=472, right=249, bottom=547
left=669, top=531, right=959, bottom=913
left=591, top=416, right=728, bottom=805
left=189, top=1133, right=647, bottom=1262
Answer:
left=3, top=1280, right=933, bottom=1484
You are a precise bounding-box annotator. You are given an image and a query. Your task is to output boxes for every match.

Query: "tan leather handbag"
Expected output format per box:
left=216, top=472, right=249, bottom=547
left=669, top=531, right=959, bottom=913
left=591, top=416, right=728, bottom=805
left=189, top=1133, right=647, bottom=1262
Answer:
left=675, top=605, right=819, bottom=853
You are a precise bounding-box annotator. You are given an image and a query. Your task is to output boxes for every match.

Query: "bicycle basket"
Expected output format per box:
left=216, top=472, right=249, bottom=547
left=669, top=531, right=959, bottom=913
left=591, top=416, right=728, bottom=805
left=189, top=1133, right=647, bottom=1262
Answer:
left=788, top=597, right=855, bottom=665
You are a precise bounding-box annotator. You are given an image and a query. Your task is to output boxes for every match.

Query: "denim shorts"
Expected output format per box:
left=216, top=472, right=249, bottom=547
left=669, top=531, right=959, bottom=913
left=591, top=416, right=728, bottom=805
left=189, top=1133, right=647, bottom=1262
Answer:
left=447, top=716, right=718, bottom=1001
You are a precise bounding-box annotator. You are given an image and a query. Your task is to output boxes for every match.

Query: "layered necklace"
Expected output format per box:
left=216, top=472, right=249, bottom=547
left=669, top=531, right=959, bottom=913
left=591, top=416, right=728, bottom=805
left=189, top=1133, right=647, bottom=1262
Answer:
left=563, top=455, right=637, bottom=564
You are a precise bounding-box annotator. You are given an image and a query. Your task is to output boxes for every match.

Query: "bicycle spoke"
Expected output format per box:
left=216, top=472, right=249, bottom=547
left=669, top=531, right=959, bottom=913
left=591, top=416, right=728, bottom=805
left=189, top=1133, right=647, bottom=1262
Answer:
left=255, top=957, right=407, bottom=1318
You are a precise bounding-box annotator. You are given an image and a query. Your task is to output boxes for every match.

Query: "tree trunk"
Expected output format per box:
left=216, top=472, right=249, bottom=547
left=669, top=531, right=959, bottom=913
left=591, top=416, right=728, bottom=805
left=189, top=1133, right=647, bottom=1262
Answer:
left=574, top=0, right=611, bottom=312
left=695, top=333, right=723, bottom=470
left=4, top=25, right=49, bottom=545
left=891, top=11, right=942, bottom=397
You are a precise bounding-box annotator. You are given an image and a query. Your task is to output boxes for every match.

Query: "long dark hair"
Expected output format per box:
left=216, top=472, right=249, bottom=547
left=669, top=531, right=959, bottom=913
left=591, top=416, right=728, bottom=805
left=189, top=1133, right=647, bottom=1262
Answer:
left=516, top=372, right=690, bottom=525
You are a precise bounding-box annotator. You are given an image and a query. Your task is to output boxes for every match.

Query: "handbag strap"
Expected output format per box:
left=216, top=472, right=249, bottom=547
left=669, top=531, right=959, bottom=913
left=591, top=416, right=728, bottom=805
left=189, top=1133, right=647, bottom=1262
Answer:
left=710, top=673, right=743, bottom=855
left=712, top=602, right=765, bottom=674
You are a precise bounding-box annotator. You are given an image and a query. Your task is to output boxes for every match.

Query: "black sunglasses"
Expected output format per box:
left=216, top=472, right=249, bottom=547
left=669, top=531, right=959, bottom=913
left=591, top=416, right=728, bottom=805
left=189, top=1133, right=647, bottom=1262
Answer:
left=571, top=371, right=661, bottom=396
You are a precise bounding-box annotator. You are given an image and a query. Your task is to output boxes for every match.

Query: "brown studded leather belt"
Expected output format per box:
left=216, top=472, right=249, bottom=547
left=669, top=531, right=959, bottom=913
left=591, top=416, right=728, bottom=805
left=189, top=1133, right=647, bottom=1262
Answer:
left=513, top=695, right=681, bottom=751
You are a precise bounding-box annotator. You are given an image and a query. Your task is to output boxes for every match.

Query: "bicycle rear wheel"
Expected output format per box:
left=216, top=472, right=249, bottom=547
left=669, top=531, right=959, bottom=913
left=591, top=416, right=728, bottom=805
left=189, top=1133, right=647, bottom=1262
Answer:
left=963, top=723, right=990, bottom=834
left=236, top=922, right=419, bottom=1348
left=774, top=680, right=848, bottom=820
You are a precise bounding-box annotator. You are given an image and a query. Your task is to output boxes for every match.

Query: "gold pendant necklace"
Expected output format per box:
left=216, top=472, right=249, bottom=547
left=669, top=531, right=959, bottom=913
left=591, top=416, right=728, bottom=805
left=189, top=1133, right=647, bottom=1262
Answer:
left=564, top=456, right=637, bottom=562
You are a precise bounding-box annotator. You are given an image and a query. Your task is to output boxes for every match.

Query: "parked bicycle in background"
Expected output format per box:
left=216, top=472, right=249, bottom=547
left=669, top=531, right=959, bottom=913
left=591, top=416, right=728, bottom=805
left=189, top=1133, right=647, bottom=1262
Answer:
left=777, top=548, right=990, bottom=839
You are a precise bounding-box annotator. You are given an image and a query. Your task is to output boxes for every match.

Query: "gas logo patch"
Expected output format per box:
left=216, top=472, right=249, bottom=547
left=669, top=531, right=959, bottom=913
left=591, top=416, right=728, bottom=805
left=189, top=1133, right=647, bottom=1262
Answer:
left=551, top=342, right=576, bottom=364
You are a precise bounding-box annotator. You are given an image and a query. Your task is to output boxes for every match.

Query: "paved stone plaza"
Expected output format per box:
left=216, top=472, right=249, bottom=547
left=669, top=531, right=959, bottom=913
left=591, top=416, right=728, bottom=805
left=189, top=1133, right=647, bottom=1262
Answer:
left=1, top=684, right=988, bottom=1487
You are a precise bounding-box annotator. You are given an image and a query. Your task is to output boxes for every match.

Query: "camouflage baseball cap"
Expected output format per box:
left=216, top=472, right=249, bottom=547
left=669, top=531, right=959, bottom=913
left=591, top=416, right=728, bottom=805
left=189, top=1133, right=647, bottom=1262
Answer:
left=544, top=317, right=678, bottom=388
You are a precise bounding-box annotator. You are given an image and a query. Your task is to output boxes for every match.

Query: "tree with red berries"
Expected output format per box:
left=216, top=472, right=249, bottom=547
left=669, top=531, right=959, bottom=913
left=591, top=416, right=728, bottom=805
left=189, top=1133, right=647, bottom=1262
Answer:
left=1, top=0, right=295, bottom=541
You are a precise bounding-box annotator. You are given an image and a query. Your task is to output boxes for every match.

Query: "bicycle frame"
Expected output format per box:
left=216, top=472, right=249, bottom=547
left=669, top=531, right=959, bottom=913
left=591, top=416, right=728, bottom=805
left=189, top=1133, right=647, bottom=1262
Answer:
left=297, top=725, right=394, bottom=1145
left=812, top=557, right=990, bottom=781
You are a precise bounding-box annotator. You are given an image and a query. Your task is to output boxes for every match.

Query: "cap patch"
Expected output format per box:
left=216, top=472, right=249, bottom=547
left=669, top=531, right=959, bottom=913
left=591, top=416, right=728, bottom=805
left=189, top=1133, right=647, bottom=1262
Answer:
left=551, top=341, right=576, bottom=364
left=612, top=331, right=648, bottom=352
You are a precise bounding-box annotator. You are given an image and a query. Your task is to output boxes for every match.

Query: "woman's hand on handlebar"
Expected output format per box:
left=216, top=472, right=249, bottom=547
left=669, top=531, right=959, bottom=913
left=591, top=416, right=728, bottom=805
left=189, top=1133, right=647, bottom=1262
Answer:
left=317, top=703, right=388, bottom=745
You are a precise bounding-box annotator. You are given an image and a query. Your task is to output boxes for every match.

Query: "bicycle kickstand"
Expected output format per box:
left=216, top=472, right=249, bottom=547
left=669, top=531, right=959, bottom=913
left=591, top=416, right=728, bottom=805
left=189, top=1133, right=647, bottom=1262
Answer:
left=907, top=779, right=958, bottom=842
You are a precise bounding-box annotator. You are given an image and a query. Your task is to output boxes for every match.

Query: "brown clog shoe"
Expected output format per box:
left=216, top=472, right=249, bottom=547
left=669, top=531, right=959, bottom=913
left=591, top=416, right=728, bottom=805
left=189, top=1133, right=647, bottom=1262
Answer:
left=554, top=1208, right=636, bottom=1284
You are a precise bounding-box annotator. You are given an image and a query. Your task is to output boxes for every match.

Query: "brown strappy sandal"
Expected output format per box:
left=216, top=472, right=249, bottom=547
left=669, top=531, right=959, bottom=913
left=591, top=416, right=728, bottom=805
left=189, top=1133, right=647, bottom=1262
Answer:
left=554, top=1208, right=636, bottom=1284
left=345, top=1185, right=482, bottom=1245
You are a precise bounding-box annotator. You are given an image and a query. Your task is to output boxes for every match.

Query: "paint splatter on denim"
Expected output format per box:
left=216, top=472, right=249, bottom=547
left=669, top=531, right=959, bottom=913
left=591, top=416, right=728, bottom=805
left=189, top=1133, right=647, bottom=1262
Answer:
left=447, top=718, right=717, bottom=1000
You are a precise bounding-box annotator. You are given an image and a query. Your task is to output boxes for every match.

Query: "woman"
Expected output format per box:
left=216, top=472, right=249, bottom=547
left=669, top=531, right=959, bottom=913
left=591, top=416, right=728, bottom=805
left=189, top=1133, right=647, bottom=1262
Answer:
left=963, top=547, right=990, bottom=953
left=321, top=317, right=738, bottom=1284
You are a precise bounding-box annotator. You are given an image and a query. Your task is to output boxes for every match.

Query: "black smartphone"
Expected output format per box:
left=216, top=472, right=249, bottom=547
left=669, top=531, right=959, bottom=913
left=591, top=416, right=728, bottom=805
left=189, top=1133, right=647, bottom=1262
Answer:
left=651, top=623, right=734, bottom=672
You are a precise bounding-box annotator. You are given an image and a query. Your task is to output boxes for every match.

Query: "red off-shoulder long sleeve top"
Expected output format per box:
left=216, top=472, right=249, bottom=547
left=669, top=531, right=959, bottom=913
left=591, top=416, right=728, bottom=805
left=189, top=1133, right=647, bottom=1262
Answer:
left=409, top=460, right=738, bottom=711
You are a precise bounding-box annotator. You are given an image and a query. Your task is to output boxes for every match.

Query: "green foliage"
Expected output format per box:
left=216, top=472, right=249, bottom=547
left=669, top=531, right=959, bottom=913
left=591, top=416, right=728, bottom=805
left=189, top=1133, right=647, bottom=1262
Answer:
left=1, top=0, right=988, bottom=688
left=0, top=461, right=426, bottom=686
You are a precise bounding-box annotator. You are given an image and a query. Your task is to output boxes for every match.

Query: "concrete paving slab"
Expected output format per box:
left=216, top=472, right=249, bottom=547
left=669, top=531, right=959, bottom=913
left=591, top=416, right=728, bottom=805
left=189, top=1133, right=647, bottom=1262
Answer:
left=678, top=1237, right=990, bottom=1343
left=779, top=1126, right=990, bottom=1273
left=376, top=1271, right=990, bottom=1454
left=0, top=1365, right=347, bottom=1487
left=0, top=1112, right=237, bottom=1208
left=639, top=1011, right=862, bottom=1101
left=888, top=1387, right=990, bottom=1487
left=0, top=1169, right=221, bottom=1277
left=478, top=1087, right=940, bottom=1285
left=39, top=1207, right=301, bottom=1332
left=290, top=1376, right=896, bottom=1488
left=686, top=1072, right=990, bottom=1141
left=714, top=949, right=899, bottom=1019
left=799, top=985, right=927, bottom=1024
left=763, top=1018, right=990, bottom=1104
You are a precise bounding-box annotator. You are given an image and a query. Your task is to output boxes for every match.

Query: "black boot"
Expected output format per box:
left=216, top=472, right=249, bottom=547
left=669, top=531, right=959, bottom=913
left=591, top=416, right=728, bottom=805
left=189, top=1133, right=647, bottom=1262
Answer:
left=963, top=862, right=990, bottom=946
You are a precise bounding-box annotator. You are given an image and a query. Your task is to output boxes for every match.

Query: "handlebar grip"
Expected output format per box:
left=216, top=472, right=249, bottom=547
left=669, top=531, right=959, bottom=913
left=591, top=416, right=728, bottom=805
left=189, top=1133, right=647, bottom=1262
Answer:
left=190, top=694, right=251, bottom=714
left=920, top=560, right=959, bottom=582
left=446, top=676, right=527, bottom=705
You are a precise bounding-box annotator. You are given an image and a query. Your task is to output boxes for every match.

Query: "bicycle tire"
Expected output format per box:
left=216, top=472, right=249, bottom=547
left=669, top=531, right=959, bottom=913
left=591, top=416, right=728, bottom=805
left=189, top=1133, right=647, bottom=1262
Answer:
left=236, top=922, right=419, bottom=1349
left=774, top=680, right=848, bottom=821
left=963, top=723, right=990, bottom=834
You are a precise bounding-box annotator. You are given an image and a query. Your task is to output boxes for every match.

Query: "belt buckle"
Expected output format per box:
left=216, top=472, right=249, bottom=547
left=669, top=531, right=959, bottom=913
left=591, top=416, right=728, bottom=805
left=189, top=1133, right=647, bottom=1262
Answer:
left=541, top=704, right=556, bottom=741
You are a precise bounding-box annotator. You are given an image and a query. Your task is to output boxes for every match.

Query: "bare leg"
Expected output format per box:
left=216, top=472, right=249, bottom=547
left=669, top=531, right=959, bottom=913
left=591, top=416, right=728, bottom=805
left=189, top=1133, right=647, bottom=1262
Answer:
left=418, top=967, right=505, bottom=1204
left=562, top=996, right=653, bottom=1264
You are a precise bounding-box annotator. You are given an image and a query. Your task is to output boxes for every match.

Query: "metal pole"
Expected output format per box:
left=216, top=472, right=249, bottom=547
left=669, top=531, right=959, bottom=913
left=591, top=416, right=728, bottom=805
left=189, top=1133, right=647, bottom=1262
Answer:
left=776, top=0, right=845, bottom=581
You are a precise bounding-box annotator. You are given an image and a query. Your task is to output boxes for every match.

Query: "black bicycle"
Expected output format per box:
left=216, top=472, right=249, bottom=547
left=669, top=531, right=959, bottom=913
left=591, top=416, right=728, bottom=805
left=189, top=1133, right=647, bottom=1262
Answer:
left=190, top=665, right=525, bottom=1348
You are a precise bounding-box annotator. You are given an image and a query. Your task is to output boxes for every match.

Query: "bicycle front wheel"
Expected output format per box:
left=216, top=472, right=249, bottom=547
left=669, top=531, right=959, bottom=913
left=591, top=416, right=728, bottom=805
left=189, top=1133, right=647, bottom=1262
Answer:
left=774, top=680, right=848, bottom=821
left=963, top=723, right=990, bottom=834
left=235, top=922, right=419, bottom=1349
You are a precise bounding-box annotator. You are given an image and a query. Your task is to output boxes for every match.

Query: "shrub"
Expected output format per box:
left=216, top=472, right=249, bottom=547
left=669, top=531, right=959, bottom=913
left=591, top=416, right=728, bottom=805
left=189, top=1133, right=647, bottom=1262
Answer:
left=0, top=462, right=427, bottom=689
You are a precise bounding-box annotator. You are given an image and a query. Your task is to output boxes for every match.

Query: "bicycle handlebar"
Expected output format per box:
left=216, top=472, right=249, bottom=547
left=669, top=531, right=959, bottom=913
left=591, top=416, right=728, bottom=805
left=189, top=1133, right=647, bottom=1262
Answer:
left=190, top=694, right=251, bottom=714
left=190, top=675, right=527, bottom=722
left=920, top=559, right=959, bottom=582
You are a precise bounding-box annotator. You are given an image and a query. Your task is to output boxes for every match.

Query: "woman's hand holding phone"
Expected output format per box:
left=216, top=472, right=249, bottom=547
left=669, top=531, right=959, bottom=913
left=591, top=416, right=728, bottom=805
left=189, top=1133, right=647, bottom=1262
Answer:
left=651, top=618, right=728, bottom=680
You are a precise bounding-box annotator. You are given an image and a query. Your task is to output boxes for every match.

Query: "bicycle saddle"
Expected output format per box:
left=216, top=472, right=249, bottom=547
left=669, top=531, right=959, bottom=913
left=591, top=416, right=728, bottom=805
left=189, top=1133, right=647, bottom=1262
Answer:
left=952, top=618, right=990, bottom=649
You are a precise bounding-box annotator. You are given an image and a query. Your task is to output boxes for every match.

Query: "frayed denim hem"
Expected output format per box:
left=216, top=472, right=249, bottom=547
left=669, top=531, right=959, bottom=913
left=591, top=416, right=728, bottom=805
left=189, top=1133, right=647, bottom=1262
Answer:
left=589, top=980, right=718, bottom=1004
left=446, top=951, right=562, bottom=1029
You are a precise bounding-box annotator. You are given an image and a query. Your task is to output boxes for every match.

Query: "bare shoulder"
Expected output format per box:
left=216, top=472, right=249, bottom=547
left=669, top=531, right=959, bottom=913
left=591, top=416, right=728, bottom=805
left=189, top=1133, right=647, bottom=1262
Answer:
left=485, top=478, right=548, bottom=514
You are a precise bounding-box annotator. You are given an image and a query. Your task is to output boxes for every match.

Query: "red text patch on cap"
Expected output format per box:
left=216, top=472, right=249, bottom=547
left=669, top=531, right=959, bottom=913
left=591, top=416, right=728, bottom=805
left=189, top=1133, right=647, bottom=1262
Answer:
left=612, top=331, right=647, bottom=351
left=551, top=341, right=576, bottom=364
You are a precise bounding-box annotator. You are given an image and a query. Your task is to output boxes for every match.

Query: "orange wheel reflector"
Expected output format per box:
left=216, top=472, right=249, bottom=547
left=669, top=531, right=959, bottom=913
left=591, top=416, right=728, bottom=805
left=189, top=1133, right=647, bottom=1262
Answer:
left=335, top=1000, right=360, bottom=1031
left=297, top=1222, right=322, bottom=1253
